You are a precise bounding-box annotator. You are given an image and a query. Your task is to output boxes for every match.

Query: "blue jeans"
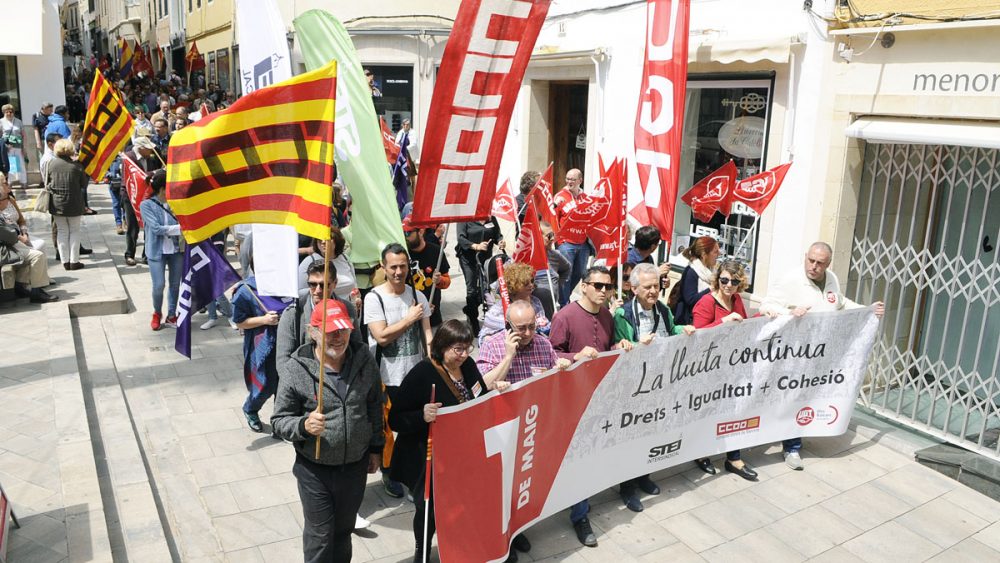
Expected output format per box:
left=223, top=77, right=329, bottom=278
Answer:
left=149, top=253, right=183, bottom=316
left=783, top=438, right=802, bottom=453
left=207, top=295, right=232, bottom=320
left=569, top=499, right=589, bottom=523
left=558, top=241, right=591, bottom=306
left=109, top=187, right=124, bottom=226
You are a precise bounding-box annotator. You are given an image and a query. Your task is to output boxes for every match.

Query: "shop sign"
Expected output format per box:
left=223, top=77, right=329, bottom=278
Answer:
left=718, top=116, right=765, bottom=159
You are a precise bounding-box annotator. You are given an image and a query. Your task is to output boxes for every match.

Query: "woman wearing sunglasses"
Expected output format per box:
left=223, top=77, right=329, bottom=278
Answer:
left=690, top=260, right=759, bottom=481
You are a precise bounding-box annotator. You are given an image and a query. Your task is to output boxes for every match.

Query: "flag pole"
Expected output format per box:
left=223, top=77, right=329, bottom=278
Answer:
left=545, top=267, right=558, bottom=314
left=733, top=215, right=760, bottom=261
left=315, top=237, right=332, bottom=459
left=427, top=224, right=450, bottom=307
left=422, top=384, right=436, bottom=563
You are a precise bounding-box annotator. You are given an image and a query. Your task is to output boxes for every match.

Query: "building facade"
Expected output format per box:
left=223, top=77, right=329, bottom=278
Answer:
left=186, top=0, right=233, bottom=91
left=1, top=0, right=66, bottom=130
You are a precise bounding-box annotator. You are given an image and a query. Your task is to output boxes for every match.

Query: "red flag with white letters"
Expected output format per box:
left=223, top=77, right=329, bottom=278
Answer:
left=592, top=158, right=628, bottom=267
left=491, top=179, right=518, bottom=222
left=379, top=117, right=400, bottom=165
left=528, top=164, right=559, bottom=232
left=731, top=162, right=792, bottom=215
left=408, top=0, right=552, bottom=228
left=680, top=160, right=738, bottom=222
left=512, top=197, right=549, bottom=272
left=122, top=154, right=151, bottom=228
left=634, top=0, right=690, bottom=242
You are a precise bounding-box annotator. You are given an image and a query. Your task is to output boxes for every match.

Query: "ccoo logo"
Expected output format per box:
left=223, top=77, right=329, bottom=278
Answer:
left=716, top=416, right=761, bottom=436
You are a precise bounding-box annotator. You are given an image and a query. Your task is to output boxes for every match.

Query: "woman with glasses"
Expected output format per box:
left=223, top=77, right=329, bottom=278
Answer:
left=389, top=320, right=511, bottom=562
left=690, top=260, right=758, bottom=481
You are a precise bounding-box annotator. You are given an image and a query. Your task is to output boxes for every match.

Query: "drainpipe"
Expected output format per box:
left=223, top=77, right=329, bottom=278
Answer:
left=590, top=47, right=608, bottom=154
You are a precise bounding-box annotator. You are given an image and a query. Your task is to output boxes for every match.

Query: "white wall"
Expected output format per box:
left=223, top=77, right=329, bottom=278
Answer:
left=17, top=0, right=67, bottom=114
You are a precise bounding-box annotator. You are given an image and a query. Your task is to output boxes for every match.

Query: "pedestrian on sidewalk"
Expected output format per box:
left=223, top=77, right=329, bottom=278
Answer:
left=46, top=139, right=88, bottom=271
left=759, top=241, right=886, bottom=470
left=272, top=301, right=383, bottom=563
left=122, top=137, right=160, bottom=266
left=1, top=104, right=27, bottom=187
left=231, top=270, right=284, bottom=433
left=140, top=170, right=183, bottom=331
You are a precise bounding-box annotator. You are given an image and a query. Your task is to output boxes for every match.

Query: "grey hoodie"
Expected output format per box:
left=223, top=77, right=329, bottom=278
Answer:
left=272, top=339, right=384, bottom=466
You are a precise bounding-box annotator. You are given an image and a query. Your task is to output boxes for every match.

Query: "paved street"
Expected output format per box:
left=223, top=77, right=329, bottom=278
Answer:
left=2, top=186, right=1000, bottom=563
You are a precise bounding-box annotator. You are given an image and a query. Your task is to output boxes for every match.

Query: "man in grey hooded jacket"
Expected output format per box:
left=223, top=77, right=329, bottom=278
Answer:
left=272, top=300, right=384, bottom=563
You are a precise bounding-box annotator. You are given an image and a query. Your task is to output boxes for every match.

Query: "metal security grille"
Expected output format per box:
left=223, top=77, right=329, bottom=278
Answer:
left=848, top=142, right=1000, bottom=459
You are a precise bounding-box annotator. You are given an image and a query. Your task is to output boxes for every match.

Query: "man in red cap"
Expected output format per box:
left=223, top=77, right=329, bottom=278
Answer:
left=272, top=300, right=384, bottom=563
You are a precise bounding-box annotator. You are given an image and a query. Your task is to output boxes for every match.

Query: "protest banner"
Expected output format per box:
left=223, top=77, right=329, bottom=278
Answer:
left=432, top=308, right=879, bottom=561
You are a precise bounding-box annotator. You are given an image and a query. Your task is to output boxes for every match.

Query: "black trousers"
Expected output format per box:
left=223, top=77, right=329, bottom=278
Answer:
left=293, top=455, right=368, bottom=563
left=412, top=471, right=435, bottom=561
left=123, top=200, right=142, bottom=259
left=458, top=253, right=483, bottom=313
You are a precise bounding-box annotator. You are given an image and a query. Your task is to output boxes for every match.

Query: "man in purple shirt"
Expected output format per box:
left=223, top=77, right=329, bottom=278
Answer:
left=478, top=300, right=571, bottom=385
left=548, top=266, right=633, bottom=547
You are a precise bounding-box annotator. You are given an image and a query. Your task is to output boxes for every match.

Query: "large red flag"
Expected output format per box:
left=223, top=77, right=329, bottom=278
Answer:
left=731, top=162, right=792, bottom=215
left=491, top=179, right=517, bottom=222
left=528, top=164, right=558, bottom=231
left=592, top=159, right=628, bottom=267
left=680, top=160, right=738, bottom=222
left=512, top=198, right=549, bottom=272
left=408, top=0, right=552, bottom=227
left=634, top=0, right=690, bottom=242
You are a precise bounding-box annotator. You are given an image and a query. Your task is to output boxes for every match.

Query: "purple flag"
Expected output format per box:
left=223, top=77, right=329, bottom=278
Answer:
left=175, top=241, right=242, bottom=358
left=392, top=132, right=410, bottom=211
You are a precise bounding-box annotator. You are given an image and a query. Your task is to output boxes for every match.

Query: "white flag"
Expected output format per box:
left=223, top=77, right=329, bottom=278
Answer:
left=236, top=0, right=299, bottom=297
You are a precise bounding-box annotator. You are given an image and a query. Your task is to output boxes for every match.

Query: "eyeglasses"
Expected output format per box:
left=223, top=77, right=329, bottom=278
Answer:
left=510, top=322, right=536, bottom=333
left=306, top=281, right=326, bottom=289
left=586, top=282, right=614, bottom=291
left=718, top=277, right=741, bottom=286
left=449, top=345, right=473, bottom=356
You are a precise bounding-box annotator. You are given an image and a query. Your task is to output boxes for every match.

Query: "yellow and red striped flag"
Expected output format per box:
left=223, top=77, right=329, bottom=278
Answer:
left=78, top=72, right=135, bottom=182
left=166, top=61, right=337, bottom=243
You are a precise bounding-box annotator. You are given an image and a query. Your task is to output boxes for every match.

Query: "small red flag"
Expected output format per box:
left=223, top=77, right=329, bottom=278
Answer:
left=491, top=179, right=517, bottom=223
left=186, top=41, right=206, bottom=73
left=731, top=162, right=792, bottom=215
left=680, top=160, right=738, bottom=222
left=592, top=159, right=628, bottom=267
left=513, top=198, right=550, bottom=273
left=379, top=117, right=400, bottom=165
left=528, top=164, right=558, bottom=232
left=122, top=155, right=151, bottom=228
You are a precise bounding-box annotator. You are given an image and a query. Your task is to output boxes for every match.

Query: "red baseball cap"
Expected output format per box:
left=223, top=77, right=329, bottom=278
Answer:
left=310, top=300, right=354, bottom=332
left=401, top=216, right=418, bottom=233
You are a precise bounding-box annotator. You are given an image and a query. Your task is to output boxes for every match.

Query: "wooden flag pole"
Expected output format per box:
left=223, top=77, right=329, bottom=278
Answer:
left=422, top=384, right=437, bottom=563
left=315, top=238, right=332, bottom=459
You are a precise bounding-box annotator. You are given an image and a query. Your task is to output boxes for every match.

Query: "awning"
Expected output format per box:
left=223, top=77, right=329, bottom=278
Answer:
left=845, top=116, right=1000, bottom=150
left=688, top=34, right=798, bottom=65
left=0, top=3, right=42, bottom=55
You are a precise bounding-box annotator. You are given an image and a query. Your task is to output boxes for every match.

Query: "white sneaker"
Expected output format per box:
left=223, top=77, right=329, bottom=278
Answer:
left=355, top=514, right=370, bottom=530
left=784, top=450, right=804, bottom=470
left=200, top=318, right=218, bottom=330
left=228, top=318, right=239, bottom=330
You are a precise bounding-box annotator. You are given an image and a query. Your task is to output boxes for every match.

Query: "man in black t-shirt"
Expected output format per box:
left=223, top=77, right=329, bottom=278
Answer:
left=402, top=216, right=450, bottom=327
left=32, top=103, right=53, bottom=161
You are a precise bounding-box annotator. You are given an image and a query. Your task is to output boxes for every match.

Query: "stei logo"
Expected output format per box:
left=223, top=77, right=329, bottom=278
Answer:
left=716, top=416, right=761, bottom=437
left=648, top=438, right=682, bottom=463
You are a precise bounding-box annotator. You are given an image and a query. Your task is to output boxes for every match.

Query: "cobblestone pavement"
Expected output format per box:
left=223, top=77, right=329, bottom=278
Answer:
left=2, top=186, right=1000, bottom=562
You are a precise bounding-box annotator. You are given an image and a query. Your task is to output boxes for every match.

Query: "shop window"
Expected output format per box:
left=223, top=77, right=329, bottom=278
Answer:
left=216, top=49, right=230, bottom=94
left=673, top=76, right=773, bottom=290
left=366, top=65, right=414, bottom=134
left=0, top=57, right=21, bottom=119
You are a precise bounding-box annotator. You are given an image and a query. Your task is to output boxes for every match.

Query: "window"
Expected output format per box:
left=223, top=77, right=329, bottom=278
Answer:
left=366, top=65, right=414, bottom=133
left=0, top=57, right=22, bottom=120
left=188, top=0, right=192, bottom=12
left=673, top=76, right=774, bottom=290
left=207, top=51, right=216, bottom=86
left=216, top=49, right=230, bottom=93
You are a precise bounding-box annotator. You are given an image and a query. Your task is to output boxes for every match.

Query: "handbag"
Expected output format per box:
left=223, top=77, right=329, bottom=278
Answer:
left=34, top=189, right=51, bottom=213
left=0, top=223, right=19, bottom=245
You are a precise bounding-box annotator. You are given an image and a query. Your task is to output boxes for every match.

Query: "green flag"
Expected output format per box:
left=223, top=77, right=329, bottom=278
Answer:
left=294, top=9, right=405, bottom=266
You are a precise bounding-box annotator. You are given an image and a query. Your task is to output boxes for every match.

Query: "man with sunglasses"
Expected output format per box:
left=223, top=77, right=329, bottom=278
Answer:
left=549, top=265, right=634, bottom=547
left=760, top=241, right=886, bottom=469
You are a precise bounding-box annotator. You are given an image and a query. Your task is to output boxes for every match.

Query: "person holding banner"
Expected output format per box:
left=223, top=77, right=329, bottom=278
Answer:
left=122, top=138, right=161, bottom=266
left=389, top=320, right=511, bottom=563
left=271, top=301, right=384, bottom=563
left=760, top=241, right=886, bottom=470
left=691, top=260, right=759, bottom=481
left=549, top=265, right=634, bottom=546
left=139, top=170, right=183, bottom=330
left=672, top=236, right=720, bottom=325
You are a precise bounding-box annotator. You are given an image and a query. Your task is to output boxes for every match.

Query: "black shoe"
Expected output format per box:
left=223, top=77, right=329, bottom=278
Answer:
left=724, top=460, right=759, bottom=481
left=621, top=489, right=643, bottom=512
left=79, top=247, right=93, bottom=255
left=382, top=474, right=405, bottom=498
left=244, top=412, right=264, bottom=432
left=511, top=533, right=531, bottom=553
left=695, top=458, right=717, bottom=475
left=29, top=289, right=59, bottom=303
left=13, top=284, right=31, bottom=298
left=572, top=517, right=597, bottom=547
left=139, top=256, right=148, bottom=265
left=635, top=474, right=660, bottom=495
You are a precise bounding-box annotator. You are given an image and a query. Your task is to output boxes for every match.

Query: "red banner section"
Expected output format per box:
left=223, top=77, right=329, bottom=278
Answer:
left=512, top=197, right=550, bottom=272
left=528, top=164, right=558, bottom=232
left=379, top=117, right=401, bottom=165
left=592, top=158, right=629, bottom=267
left=122, top=155, right=151, bottom=228
left=634, top=0, right=690, bottom=243
left=409, top=0, right=551, bottom=228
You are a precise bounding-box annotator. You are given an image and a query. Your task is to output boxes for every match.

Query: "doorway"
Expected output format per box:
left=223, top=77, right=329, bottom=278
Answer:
left=547, top=81, right=588, bottom=192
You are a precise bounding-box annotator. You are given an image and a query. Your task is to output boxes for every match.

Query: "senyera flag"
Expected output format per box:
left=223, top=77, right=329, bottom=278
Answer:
left=166, top=61, right=337, bottom=243
left=731, top=162, right=792, bottom=215
left=680, top=160, right=738, bottom=222
left=512, top=197, right=549, bottom=272
left=491, top=179, right=517, bottom=222
left=78, top=72, right=135, bottom=182
left=635, top=0, right=690, bottom=243
left=408, top=0, right=552, bottom=227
